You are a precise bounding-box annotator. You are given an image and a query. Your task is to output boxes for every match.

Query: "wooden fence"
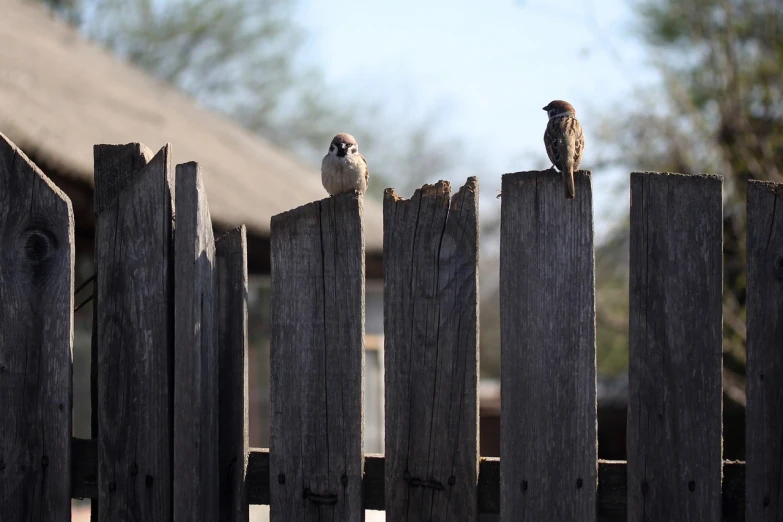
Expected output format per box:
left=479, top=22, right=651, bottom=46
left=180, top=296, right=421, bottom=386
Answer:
left=0, top=131, right=779, bottom=521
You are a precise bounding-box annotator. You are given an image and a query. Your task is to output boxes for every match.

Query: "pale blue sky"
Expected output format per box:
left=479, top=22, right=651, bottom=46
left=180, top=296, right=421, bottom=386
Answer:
left=298, top=0, right=661, bottom=234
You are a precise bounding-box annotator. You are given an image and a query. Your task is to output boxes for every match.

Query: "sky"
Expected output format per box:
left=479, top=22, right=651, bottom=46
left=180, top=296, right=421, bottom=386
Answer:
left=298, top=0, right=661, bottom=237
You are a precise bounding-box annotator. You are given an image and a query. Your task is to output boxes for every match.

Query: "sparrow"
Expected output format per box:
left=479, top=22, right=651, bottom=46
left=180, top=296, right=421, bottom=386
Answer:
left=543, top=100, right=585, bottom=199
left=321, top=133, right=369, bottom=196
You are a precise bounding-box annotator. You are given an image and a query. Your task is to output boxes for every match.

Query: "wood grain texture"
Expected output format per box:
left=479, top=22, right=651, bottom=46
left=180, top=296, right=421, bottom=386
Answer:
left=72, top=440, right=748, bottom=519
left=499, top=170, right=597, bottom=521
left=173, top=162, right=219, bottom=522
left=627, top=172, right=723, bottom=522
left=269, top=192, right=365, bottom=521
left=0, top=133, right=74, bottom=521
left=94, top=143, right=174, bottom=521
left=216, top=226, right=249, bottom=522
left=746, top=180, right=783, bottom=521
left=382, top=178, right=480, bottom=521
left=91, top=142, right=154, bottom=521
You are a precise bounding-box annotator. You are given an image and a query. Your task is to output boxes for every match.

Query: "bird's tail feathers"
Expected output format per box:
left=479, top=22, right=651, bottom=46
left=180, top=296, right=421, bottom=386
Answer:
left=564, top=169, right=575, bottom=199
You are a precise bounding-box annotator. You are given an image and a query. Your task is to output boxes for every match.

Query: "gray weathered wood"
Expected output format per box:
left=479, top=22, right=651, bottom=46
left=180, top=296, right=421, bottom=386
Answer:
left=216, top=226, right=249, bottom=522
left=269, top=192, right=365, bottom=521
left=745, top=180, right=783, bottom=521
left=173, top=162, right=219, bottom=522
left=0, top=133, right=74, bottom=521
left=91, top=142, right=154, bottom=521
left=382, top=178, right=480, bottom=520
left=94, top=143, right=174, bottom=521
left=499, top=170, right=597, bottom=521
left=627, top=172, right=723, bottom=522
left=72, top=439, right=748, bottom=520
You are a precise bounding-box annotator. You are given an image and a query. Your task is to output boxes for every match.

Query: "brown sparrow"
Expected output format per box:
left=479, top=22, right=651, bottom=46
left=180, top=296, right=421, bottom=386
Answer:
left=543, top=100, right=585, bottom=199
left=321, top=133, right=369, bottom=196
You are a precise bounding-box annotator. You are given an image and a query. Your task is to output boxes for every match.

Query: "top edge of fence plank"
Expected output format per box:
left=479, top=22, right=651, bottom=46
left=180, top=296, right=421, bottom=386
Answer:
left=1, top=133, right=74, bottom=210
left=270, top=190, right=366, bottom=224
left=93, top=142, right=158, bottom=213
left=216, top=225, right=248, bottom=247
left=502, top=168, right=591, bottom=180
left=630, top=170, right=724, bottom=182
left=747, top=178, right=783, bottom=192
left=0, top=130, right=74, bottom=521
left=383, top=178, right=455, bottom=202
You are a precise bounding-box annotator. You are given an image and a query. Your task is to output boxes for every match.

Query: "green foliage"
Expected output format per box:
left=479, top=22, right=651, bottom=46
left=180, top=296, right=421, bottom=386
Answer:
left=596, top=0, right=783, bottom=388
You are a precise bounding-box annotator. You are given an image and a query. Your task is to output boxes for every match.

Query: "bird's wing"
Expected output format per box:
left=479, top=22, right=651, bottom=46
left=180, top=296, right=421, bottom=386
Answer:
left=573, top=122, right=585, bottom=170
left=359, top=152, right=369, bottom=187
left=543, top=123, right=560, bottom=167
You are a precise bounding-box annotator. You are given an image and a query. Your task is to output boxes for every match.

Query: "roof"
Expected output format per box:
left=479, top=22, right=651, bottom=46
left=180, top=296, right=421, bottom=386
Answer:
left=0, top=0, right=384, bottom=252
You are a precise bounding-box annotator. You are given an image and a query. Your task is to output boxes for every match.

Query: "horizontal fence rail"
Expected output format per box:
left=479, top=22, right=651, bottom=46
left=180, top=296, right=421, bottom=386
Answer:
left=0, top=133, right=776, bottom=522
left=70, top=438, right=746, bottom=520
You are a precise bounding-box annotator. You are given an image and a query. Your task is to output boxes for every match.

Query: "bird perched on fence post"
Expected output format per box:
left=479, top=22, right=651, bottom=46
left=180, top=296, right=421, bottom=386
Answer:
left=321, top=133, right=369, bottom=196
left=543, top=100, right=585, bottom=199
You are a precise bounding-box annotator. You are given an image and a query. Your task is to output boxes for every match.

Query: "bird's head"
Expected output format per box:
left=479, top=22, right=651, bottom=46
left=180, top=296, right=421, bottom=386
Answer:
left=329, top=133, right=359, bottom=158
left=543, top=100, right=576, bottom=120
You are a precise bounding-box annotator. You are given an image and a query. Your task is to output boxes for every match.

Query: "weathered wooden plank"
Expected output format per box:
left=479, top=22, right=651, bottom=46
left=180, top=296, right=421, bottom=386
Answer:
left=216, top=226, right=249, bottom=522
left=0, top=133, right=74, bottom=521
left=499, top=170, right=597, bottom=521
left=91, top=142, right=154, bottom=520
left=628, top=172, right=723, bottom=522
left=94, top=143, right=174, bottom=521
left=173, top=162, right=219, bottom=521
left=746, top=180, right=783, bottom=521
left=71, top=439, right=748, bottom=519
left=269, top=192, right=365, bottom=521
left=382, top=178, right=480, bottom=521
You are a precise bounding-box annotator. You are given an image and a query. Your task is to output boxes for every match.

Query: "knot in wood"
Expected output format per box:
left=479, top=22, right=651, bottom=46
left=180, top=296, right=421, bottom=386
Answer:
left=21, top=228, right=56, bottom=264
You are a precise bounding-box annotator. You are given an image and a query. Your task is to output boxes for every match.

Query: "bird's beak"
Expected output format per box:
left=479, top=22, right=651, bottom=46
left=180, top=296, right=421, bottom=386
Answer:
left=542, top=106, right=548, bottom=111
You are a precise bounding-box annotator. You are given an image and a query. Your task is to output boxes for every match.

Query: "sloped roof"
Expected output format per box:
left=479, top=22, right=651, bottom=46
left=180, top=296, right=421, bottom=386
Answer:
left=0, top=0, right=384, bottom=251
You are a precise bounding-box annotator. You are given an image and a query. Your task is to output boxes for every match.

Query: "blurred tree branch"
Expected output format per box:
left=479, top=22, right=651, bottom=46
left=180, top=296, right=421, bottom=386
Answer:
left=595, top=0, right=782, bottom=389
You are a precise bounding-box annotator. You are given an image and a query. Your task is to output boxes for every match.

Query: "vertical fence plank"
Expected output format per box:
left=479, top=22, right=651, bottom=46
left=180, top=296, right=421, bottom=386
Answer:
left=383, top=178, right=480, bottom=520
left=269, top=192, right=365, bottom=521
left=0, top=133, right=74, bottom=521
left=94, top=143, right=174, bottom=521
left=216, top=226, right=249, bottom=522
left=499, top=170, right=596, bottom=521
left=174, top=162, right=219, bottom=521
left=746, top=180, right=783, bottom=520
left=92, top=142, right=153, bottom=520
left=627, top=172, right=723, bottom=522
